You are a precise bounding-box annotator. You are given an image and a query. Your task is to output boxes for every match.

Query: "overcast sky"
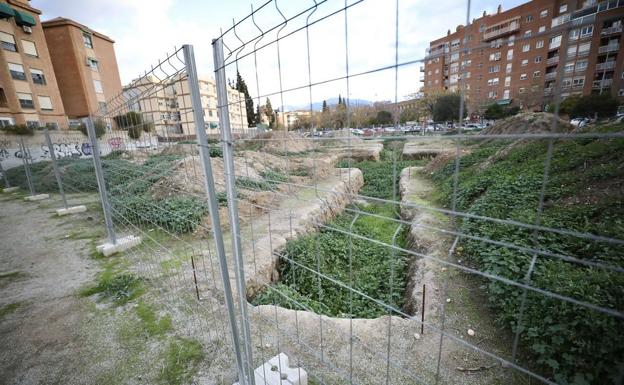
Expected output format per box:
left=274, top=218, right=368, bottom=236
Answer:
left=32, top=0, right=525, bottom=109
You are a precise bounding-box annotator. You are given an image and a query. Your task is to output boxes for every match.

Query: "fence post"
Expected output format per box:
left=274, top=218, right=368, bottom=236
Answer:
left=19, top=137, right=35, bottom=196
left=183, top=43, right=251, bottom=385
left=0, top=160, right=10, bottom=189
left=86, top=117, right=117, bottom=245
left=44, top=129, right=68, bottom=209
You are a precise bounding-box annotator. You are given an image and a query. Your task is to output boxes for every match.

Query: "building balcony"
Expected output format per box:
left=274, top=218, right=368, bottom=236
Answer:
left=545, top=72, right=557, bottom=80
left=546, top=56, right=560, bottom=65
left=549, top=41, right=561, bottom=50
left=598, top=43, right=619, bottom=54
left=483, top=17, right=521, bottom=41
left=601, top=25, right=623, bottom=36
left=576, top=49, right=590, bottom=57
left=596, top=61, right=616, bottom=71
left=592, top=79, right=613, bottom=88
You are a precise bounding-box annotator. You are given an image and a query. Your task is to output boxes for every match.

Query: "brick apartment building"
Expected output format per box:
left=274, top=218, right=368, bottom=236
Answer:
left=0, top=0, right=67, bottom=129
left=421, top=0, right=624, bottom=114
left=0, top=0, right=122, bottom=130
left=42, top=17, right=122, bottom=127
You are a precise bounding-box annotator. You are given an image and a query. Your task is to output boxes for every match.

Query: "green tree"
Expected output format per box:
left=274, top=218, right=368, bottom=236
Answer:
left=566, top=93, right=619, bottom=119
left=79, top=119, right=107, bottom=138
left=322, top=100, right=329, bottom=113
left=374, top=110, right=393, bottom=125
left=399, top=108, right=419, bottom=124
left=433, top=93, right=466, bottom=122
left=265, top=98, right=275, bottom=128
left=484, top=103, right=505, bottom=120
left=235, top=71, right=256, bottom=127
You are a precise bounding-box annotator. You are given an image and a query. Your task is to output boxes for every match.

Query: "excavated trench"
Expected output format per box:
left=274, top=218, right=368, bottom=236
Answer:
left=251, top=140, right=436, bottom=319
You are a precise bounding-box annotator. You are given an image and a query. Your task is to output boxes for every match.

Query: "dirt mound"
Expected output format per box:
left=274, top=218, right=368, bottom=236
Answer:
left=259, top=132, right=317, bottom=154
left=481, top=112, right=573, bottom=135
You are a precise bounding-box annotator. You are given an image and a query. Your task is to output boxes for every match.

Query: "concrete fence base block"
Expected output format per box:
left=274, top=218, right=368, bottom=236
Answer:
left=2, top=187, right=19, bottom=193
left=56, top=205, right=88, bottom=216
left=95, top=235, right=142, bottom=257
left=234, top=353, right=307, bottom=385
left=24, top=194, right=50, bottom=201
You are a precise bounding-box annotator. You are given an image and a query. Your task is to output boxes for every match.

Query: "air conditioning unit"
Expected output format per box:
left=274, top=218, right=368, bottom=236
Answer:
left=22, top=25, right=32, bottom=34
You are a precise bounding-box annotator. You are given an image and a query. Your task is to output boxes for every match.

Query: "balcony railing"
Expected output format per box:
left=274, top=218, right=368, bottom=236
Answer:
left=601, top=25, right=623, bottom=35
left=592, top=79, right=613, bottom=88
left=577, top=49, right=590, bottom=57
left=598, top=43, right=620, bottom=54
left=546, top=56, right=560, bottom=65
left=483, top=18, right=521, bottom=41
left=545, top=72, right=557, bottom=80
left=596, top=61, right=616, bottom=71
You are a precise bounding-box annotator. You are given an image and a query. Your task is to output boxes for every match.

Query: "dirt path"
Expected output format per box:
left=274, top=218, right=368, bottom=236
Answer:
left=0, top=193, right=99, bottom=385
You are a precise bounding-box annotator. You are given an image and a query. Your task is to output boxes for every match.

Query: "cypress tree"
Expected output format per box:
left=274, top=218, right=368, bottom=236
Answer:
left=235, top=71, right=256, bottom=127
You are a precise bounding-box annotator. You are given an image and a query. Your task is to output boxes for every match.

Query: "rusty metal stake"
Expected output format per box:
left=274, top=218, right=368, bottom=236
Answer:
left=421, top=284, right=426, bottom=334
left=191, top=254, right=200, bottom=301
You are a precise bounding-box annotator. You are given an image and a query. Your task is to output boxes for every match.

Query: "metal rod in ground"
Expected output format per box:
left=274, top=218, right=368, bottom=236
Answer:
left=0, top=159, right=10, bottom=188
left=86, top=116, right=116, bottom=245
left=19, top=137, right=35, bottom=195
left=421, top=284, right=426, bottom=335
left=190, top=254, right=200, bottom=301
left=185, top=43, right=249, bottom=385
left=44, top=129, right=68, bottom=209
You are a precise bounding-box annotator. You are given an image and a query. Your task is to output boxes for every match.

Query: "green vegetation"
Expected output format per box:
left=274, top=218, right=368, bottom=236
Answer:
left=0, top=124, right=34, bottom=135
left=6, top=154, right=207, bottom=234
left=0, top=302, right=21, bottom=318
left=78, top=119, right=107, bottom=138
left=255, top=140, right=425, bottom=318
left=80, top=258, right=143, bottom=304
left=559, top=93, right=619, bottom=119
left=0, top=271, right=26, bottom=288
left=136, top=302, right=172, bottom=337
left=159, top=337, right=204, bottom=385
left=430, top=127, right=624, bottom=384
left=484, top=103, right=520, bottom=120
left=236, top=176, right=277, bottom=191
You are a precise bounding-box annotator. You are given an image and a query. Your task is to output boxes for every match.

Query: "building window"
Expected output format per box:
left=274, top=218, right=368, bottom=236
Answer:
left=507, top=49, right=513, bottom=60
left=489, top=52, right=501, bottom=61
left=519, top=87, right=526, bottom=93
left=539, top=26, right=546, bottom=33
left=508, top=35, right=515, bottom=46
left=560, top=4, right=568, bottom=13
left=526, top=15, right=533, bottom=22
left=578, top=42, right=591, bottom=55
left=488, top=91, right=497, bottom=98
left=619, top=89, right=624, bottom=96
left=523, top=44, right=530, bottom=52
left=525, top=30, right=532, bottom=37
left=0, top=32, right=17, bottom=52
left=520, top=73, right=528, bottom=80
left=83, top=33, right=93, bottom=49
left=564, top=62, right=575, bottom=73
left=540, top=9, right=548, bottom=18
left=580, top=25, right=593, bottom=38
left=506, top=63, right=512, bottom=73
left=21, top=40, right=38, bottom=57
left=488, top=65, right=500, bottom=73
left=87, top=57, right=99, bottom=71
left=573, top=77, right=585, bottom=87
left=487, top=77, right=499, bottom=86
left=0, top=117, right=14, bottom=127
left=45, top=122, right=59, bottom=130
left=8, top=63, right=26, bottom=81
left=93, top=80, right=104, bottom=94
left=550, top=35, right=562, bottom=49
left=536, top=40, right=544, bottom=49
left=569, top=29, right=580, bottom=41
left=533, top=70, right=541, bottom=78
left=521, top=59, right=529, bottom=66
left=17, top=93, right=34, bottom=109
left=535, top=55, right=542, bottom=63
left=503, top=89, right=510, bottom=99
left=26, top=121, right=39, bottom=129
left=30, top=68, right=46, bottom=85
left=576, top=59, right=588, bottom=71
left=505, top=76, right=511, bottom=86
left=38, top=96, right=53, bottom=111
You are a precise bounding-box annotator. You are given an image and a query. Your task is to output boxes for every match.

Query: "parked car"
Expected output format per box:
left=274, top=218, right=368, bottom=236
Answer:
left=570, top=117, right=590, bottom=128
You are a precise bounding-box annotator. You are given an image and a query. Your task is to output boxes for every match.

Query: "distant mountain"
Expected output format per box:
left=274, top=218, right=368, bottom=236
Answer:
left=282, top=97, right=373, bottom=112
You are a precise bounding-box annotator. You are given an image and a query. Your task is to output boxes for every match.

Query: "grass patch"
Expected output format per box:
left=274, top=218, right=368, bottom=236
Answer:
left=80, top=258, right=143, bottom=305
left=430, top=132, right=624, bottom=383
left=0, top=302, right=21, bottom=318
left=159, top=337, right=204, bottom=385
left=235, top=176, right=277, bottom=191
left=136, top=301, right=172, bottom=337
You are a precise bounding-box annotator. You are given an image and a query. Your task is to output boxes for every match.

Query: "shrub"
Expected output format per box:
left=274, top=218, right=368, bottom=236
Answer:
left=78, top=119, right=107, bottom=138
left=209, top=145, right=223, bottom=158
left=235, top=176, right=276, bottom=191
left=81, top=273, right=143, bottom=304
left=561, top=93, right=619, bottom=119
left=127, top=124, right=142, bottom=140
left=0, top=124, right=33, bottom=136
